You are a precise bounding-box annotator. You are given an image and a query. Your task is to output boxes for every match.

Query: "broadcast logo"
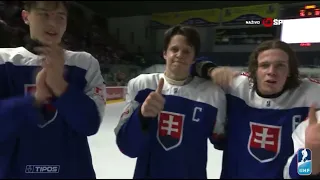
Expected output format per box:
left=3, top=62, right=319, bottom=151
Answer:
left=261, top=18, right=283, bottom=27
left=245, top=18, right=283, bottom=28
left=297, top=148, right=312, bottom=176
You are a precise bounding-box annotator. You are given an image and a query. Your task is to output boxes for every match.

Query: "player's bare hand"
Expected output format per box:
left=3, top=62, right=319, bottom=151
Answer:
left=35, top=45, right=68, bottom=97
left=141, top=78, right=165, bottom=118
left=305, top=104, right=320, bottom=174
left=209, top=67, right=239, bottom=90
left=34, top=68, right=53, bottom=106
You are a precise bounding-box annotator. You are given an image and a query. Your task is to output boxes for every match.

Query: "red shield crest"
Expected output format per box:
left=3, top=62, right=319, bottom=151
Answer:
left=247, top=122, right=281, bottom=163
left=157, top=111, right=185, bottom=151
left=24, top=84, right=58, bottom=128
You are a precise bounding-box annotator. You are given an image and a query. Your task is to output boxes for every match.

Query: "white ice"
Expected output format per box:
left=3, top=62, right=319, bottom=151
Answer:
left=88, top=102, right=223, bottom=179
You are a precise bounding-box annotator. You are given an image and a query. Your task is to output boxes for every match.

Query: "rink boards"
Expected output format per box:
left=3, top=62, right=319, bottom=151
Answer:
left=106, top=99, right=125, bottom=104
left=106, top=86, right=127, bottom=104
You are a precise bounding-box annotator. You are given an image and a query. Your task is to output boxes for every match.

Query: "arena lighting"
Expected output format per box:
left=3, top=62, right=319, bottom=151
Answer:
left=305, top=5, right=316, bottom=9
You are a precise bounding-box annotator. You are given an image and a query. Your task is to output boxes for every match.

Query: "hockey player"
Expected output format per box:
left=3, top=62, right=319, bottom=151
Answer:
left=114, top=24, right=226, bottom=179
left=283, top=105, right=320, bottom=179
left=192, top=40, right=320, bottom=178
left=0, top=1, right=106, bottom=178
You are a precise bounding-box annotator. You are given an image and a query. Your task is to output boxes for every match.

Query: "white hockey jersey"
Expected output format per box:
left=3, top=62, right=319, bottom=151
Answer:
left=114, top=73, right=226, bottom=179
left=220, top=73, right=320, bottom=179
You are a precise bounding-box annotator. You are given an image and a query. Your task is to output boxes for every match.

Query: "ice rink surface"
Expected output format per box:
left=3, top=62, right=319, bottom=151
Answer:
left=88, top=102, right=223, bottom=179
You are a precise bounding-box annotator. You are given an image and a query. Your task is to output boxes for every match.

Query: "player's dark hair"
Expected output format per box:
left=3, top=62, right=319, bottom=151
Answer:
left=23, top=1, right=71, bottom=12
left=163, top=24, right=200, bottom=58
left=248, top=39, right=301, bottom=90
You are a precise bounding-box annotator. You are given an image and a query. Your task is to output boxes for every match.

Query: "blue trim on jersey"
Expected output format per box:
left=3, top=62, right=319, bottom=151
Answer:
left=0, top=62, right=98, bottom=178
left=116, top=104, right=150, bottom=158
left=0, top=95, right=41, bottom=143
left=52, top=84, right=100, bottom=136
left=289, top=154, right=300, bottom=178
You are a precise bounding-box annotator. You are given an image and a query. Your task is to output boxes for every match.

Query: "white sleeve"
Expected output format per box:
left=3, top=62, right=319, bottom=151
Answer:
left=84, top=55, right=107, bottom=121
left=284, top=80, right=320, bottom=178
left=212, top=89, right=227, bottom=136
left=114, top=77, right=140, bottom=135
left=228, top=72, right=250, bottom=94
left=283, top=120, right=307, bottom=179
left=209, top=87, right=227, bottom=149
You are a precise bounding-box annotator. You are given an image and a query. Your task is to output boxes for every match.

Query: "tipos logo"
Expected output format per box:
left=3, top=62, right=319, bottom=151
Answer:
left=25, top=165, right=60, bottom=173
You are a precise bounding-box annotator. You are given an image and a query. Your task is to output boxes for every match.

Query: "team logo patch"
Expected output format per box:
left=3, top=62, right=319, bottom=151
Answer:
left=120, top=107, right=131, bottom=120
left=247, top=122, right=281, bottom=163
left=156, top=111, right=185, bottom=151
left=24, top=84, right=58, bottom=128
left=94, top=87, right=105, bottom=101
